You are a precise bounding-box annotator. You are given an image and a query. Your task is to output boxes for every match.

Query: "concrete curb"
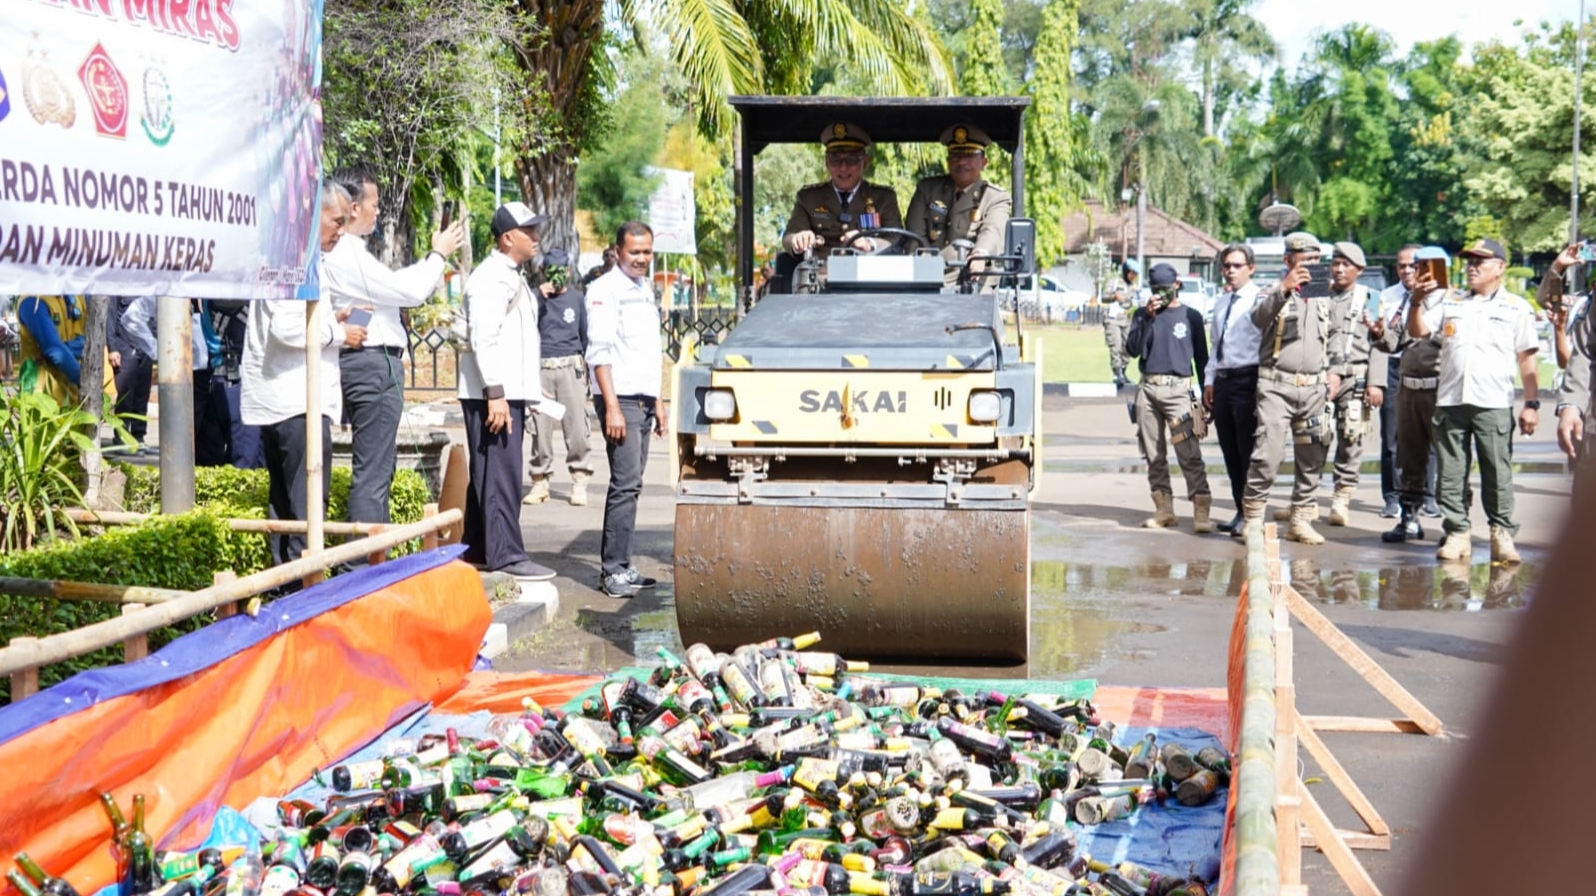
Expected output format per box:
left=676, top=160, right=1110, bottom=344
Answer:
left=481, top=578, right=562, bottom=659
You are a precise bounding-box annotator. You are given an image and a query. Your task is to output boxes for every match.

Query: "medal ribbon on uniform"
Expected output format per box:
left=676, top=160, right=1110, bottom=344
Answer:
left=859, top=196, right=879, bottom=230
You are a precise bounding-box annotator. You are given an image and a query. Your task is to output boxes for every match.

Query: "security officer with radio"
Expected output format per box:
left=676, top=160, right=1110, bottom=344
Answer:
left=906, top=123, right=1012, bottom=288
left=783, top=122, right=902, bottom=260
left=1125, top=263, right=1214, bottom=533
left=1241, top=231, right=1336, bottom=544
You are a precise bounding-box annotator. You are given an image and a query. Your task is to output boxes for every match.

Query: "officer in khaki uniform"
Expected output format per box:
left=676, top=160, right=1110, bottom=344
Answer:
left=1102, top=262, right=1140, bottom=388
left=906, top=124, right=1012, bottom=288
left=1242, top=232, right=1337, bottom=544
left=1125, top=263, right=1213, bottom=532
left=1550, top=243, right=1596, bottom=489
left=783, top=122, right=902, bottom=258
left=1322, top=241, right=1384, bottom=527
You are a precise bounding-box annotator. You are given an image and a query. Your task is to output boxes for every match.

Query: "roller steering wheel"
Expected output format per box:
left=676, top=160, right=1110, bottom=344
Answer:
left=851, top=227, right=928, bottom=256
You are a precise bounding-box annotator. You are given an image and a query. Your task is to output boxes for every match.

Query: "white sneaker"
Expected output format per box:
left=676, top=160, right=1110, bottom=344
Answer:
left=569, top=471, right=589, bottom=506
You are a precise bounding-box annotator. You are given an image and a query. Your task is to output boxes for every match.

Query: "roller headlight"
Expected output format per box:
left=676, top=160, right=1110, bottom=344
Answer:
left=967, top=390, right=1002, bottom=423
left=703, top=389, right=738, bottom=421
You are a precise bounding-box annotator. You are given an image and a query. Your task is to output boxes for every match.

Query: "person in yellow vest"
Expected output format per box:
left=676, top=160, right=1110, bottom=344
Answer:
left=15, top=294, right=115, bottom=406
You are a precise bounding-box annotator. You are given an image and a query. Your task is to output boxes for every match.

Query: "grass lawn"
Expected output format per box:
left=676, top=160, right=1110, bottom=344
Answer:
left=1028, top=323, right=1125, bottom=384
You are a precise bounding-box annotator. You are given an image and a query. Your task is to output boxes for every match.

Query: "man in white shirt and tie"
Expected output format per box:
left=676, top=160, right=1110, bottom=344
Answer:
left=1202, top=244, right=1264, bottom=534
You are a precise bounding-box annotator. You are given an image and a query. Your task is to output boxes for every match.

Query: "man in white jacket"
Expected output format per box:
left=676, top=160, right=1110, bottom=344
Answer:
left=457, top=202, right=553, bottom=579
left=241, top=180, right=368, bottom=572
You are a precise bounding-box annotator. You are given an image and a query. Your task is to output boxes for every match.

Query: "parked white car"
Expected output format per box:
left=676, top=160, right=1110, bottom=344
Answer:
left=1178, top=275, right=1213, bottom=317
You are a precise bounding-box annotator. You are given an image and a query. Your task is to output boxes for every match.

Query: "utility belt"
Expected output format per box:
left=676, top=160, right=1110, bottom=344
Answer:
left=1259, top=367, right=1326, bottom=387
left=1141, top=374, right=1189, bottom=387
left=542, top=353, right=586, bottom=371
left=1401, top=376, right=1439, bottom=390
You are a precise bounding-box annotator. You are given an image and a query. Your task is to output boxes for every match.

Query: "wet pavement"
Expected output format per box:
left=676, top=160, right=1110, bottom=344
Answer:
left=488, top=393, right=1564, bottom=893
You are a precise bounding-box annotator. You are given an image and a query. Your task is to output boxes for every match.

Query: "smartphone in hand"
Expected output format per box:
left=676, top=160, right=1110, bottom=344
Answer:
left=1299, top=262, right=1333, bottom=298
left=1578, top=239, right=1596, bottom=263
left=1419, top=257, right=1448, bottom=287
left=345, top=307, right=374, bottom=329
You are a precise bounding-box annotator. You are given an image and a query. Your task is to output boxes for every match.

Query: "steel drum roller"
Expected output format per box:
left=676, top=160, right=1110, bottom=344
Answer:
left=673, top=503, right=1031, bottom=661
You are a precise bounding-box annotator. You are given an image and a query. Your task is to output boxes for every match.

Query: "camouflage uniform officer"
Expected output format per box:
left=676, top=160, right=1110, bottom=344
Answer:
left=783, top=122, right=902, bottom=257
left=1102, top=262, right=1140, bottom=388
left=1322, top=241, right=1383, bottom=527
left=1242, top=232, right=1337, bottom=544
left=906, top=124, right=1012, bottom=288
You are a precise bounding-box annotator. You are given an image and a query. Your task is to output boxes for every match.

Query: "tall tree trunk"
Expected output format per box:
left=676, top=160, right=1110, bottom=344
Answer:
left=516, top=150, right=580, bottom=259
left=80, top=296, right=108, bottom=506
left=1202, top=58, right=1216, bottom=138
left=510, top=0, right=602, bottom=257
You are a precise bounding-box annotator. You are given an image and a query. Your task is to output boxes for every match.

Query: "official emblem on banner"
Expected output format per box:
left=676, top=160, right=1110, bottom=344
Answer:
left=23, top=50, right=74, bottom=128
left=140, top=67, right=173, bottom=146
left=78, top=42, right=128, bottom=138
left=0, top=66, right=10, bottom=122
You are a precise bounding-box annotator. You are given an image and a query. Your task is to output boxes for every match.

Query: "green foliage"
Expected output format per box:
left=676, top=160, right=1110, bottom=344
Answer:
left=577, top=49, right=670, bottom=239
left=1025, top=0, right=1090, bottom=265
left=0, top=386, right=96, bottom=553
left=0, top=512, right=230, bottom=703
left=961, top=0, right=1016, bottom=97
left=120, top=465, right=432, bottom=572
left=322, top=0, right=535, bottom=264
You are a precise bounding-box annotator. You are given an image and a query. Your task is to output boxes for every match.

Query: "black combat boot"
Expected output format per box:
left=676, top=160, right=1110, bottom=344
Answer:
left=1381, top=506, right=1423, bottom=543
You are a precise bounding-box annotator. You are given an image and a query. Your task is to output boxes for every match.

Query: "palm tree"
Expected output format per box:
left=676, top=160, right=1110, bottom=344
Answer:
left=509, top=0, right=953, bottom=253
left=1183, top=0, right=1276, bottom=137
left=1091, top=72, right=1210, bottom=228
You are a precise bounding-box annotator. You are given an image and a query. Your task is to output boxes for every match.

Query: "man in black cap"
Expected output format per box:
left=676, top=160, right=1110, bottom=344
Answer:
left=525, top=247, right=594, bottom=507
left=1125, top=262, right=1213, bottom=532
left=782, top=122, right=902, bottom=262
left=1408, top=237, right=1539, bottom=564
left=906, top=123, right=1012, bottom=287
left=456, top=201, right=555, bottom=580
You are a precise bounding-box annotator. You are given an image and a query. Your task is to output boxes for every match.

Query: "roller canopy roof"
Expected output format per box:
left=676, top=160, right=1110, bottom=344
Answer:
left=729, top=95, right=1031, bottom=154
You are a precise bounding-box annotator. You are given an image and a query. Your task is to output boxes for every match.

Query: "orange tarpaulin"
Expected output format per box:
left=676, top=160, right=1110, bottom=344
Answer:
left=0, top=553, right=489, bottom=896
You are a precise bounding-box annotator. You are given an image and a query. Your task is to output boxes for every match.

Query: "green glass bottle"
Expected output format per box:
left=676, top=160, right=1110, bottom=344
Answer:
left=125, top=796, right=159, bottom=896
left=99, top=793, right=131, bottom=847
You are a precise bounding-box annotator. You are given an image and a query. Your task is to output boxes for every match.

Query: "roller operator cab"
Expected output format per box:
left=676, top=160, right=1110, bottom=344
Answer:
left=670, top=97, right=1043, bottom=662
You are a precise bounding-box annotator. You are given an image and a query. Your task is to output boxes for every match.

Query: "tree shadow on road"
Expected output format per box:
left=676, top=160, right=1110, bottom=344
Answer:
left=1336, top=623, right=1507, bottom=665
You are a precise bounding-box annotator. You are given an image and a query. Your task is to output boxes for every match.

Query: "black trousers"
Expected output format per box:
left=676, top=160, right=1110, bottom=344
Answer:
left=1211, top=366, right=1259, bottom=509
left=113, top=351, right=153, bottom=441
left=460, top=397, right=528, bottom=571
left=261, top=413, right=333, bottom=570
left=1379, top=362, right=1399, bottom=501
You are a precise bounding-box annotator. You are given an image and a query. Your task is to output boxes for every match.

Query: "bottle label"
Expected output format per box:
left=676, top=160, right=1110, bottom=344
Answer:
left=461, top=811, right=518, bottom=850
left=460, top=840, right=520, bottom=880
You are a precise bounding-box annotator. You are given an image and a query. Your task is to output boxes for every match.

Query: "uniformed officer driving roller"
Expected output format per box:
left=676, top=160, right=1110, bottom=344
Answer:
left=906, top=123, right=1012, bottom=288
left=1242, top=231, right=1336, bottom=544
left=782, top=122, right=903, bottom=259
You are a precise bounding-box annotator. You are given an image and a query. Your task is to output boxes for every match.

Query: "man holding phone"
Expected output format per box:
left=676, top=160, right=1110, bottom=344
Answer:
left=1241, top=231, right=1336, bottom=544
left=1125, top=263, right=1213, bottom=532
left=325, top=165, right=466, bottom=532
left=1408, top=237, right=1538, bottom=564
left=1322, top=242, right=1383, bottom=528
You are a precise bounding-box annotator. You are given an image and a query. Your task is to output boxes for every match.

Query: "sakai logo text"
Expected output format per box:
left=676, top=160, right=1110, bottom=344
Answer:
left=798, top=389, right=908, bottom=414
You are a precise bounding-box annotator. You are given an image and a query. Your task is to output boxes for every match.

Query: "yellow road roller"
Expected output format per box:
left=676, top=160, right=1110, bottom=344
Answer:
left=671, top=96, right=1042, bottom=661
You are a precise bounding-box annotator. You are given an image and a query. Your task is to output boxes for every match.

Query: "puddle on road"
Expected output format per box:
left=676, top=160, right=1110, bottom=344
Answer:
left=544, top=556, right=1531, bottom=675
left=1028, top=557, right=1536, bottom=611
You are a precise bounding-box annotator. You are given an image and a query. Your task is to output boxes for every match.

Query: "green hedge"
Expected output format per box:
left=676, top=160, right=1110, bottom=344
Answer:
left=119, top=464, right=431, bottom=572
left=0, top=467, right=432, bottom=705
left=0, top=512, right=231, bottom=703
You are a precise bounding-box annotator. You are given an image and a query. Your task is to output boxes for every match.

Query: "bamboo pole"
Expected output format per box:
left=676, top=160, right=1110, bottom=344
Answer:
left=0, top=509, right=461, bottom=678
left=1233, top=520, right=1281, bottom=896
left=121, top=603, right=148, bottom=662
left=0, top=576, right=188, bottom=605
left=305, top=299, right=326, bottom=589
left=65, top=508, right=398, bottom=537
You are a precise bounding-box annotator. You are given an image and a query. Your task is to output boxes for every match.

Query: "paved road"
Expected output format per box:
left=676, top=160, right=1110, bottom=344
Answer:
left=484, top=390, right=1564, bottom=894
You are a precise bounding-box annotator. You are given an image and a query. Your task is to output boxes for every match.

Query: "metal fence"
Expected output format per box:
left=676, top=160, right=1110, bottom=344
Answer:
left=398, top=306, right=744, bottom=392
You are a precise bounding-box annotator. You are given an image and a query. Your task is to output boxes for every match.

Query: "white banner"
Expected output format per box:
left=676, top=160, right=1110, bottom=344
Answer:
left=0, top=0, right=323, bottom=300
left=647, top=167, right=696, bottom=255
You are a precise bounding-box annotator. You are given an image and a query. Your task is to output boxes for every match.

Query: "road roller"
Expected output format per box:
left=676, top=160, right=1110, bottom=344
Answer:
left=670, top=96, right=1041, bottom=661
